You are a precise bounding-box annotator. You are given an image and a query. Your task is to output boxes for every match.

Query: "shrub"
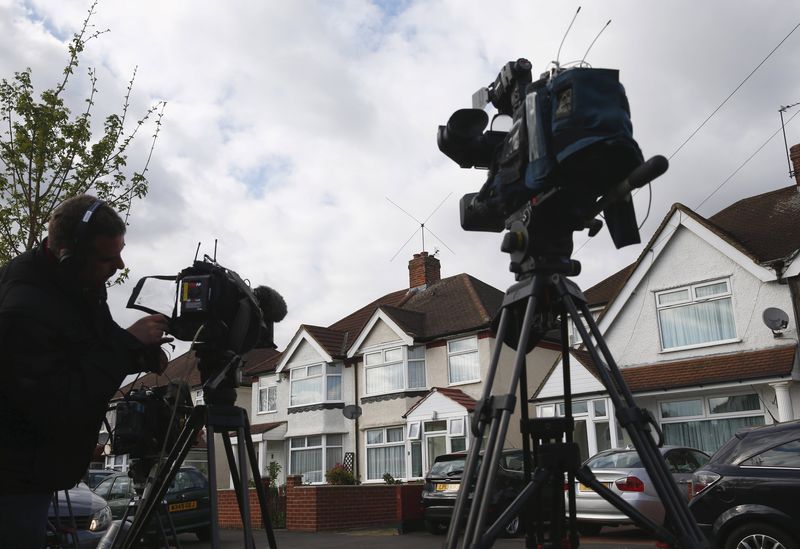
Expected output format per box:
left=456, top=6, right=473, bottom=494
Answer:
left=383, top=473, right=402, bottom=485
left=325, top=464, right=357, bottom=485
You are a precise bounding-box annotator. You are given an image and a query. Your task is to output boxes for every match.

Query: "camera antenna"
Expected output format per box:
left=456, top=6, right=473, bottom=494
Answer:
left=387, top=193, right=455, bottom=262
left=555, top=6, right=581, bottom=69
left=193, top=242, right=201, bottom=262
left=213, top=239, right=218, bottom=262
left=581, top=18, right=612, bottom=65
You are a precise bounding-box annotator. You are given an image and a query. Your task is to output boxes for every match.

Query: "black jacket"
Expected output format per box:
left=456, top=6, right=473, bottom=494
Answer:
left=0, top=242, right=149, bottom=493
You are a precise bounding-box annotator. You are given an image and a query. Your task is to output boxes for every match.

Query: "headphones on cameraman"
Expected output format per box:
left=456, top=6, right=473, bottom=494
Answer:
left=59, top=199, right=104, bottom=265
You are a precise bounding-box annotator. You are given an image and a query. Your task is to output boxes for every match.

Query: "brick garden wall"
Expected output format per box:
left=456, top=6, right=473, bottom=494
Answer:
left=217, top=480, right=286, bottom=529
left=285, top=475, right=423, bottom=532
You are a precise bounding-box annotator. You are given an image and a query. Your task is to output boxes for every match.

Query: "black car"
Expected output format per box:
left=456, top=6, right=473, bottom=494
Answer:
left=93, top=467, right=212, bottom=541
left=84, top=469, right=116, bottom=490
left=422, top=449, right=539, bottom=537
left=689, top=420, right=800, bottom=549
left=47, top=482, right=113, bottom=549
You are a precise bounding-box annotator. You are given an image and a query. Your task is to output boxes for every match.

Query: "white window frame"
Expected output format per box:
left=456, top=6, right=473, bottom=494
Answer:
left=658, top=393, right=764, bottom=424
left=655, top=278, right=737, bottom=352
left=447, top=336, right=480, bottom=385
left=194, top=389, right=204, bottom=406
left=288, top=434, right=343, bottom=484
left=363, top=345, right=427, bottom=397
left=257, top=377, right=277, bottom=414
left=289, top=362, right=343, bottom=407
left=365, top=426, right=406, bottom=481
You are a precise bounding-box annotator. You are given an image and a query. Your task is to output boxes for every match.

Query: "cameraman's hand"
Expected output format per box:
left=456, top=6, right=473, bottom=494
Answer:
left=127, top=314, right=173, bottom=346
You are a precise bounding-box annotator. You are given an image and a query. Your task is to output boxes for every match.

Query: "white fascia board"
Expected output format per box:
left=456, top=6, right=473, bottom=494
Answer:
left=597, top=214, right=681, bottom=333
left=783, top=256, right=800, bottom=278
left=346, top=309, right=414, bottom=358
left=630, top=376, right=791, bottom=399
left=275, top=328, right=333, bottom=373
left=681, top=216, right=775, bottom=282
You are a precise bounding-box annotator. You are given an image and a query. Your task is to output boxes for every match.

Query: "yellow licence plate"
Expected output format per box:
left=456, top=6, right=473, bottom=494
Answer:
left=435, top=483, right=460, bottom=492
left=168, top=500, right=198, bottom=512
left=578, top=482, right=610, bottom=492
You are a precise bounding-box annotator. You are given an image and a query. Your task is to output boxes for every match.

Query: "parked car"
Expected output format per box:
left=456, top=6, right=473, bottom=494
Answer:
left=92, top=466, right=212, bottom=541
left=689, top=420, right=800, bottom=549
left=422, top=449, right=539, bottom=537
left=47, top=482, right=113, bottom=549
left=84, top=469, right=116, bottom=490
left=568, top=445, right=710, bottom=535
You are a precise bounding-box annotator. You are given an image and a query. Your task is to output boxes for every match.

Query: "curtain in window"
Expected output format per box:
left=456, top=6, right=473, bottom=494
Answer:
left=291, top=448, right=322, bottom=483
left=659, top=298, right=735, bottom=349
left=366, top=363, right=403, bottom=394
left=407, top=361, right=426, bottom=388
left=326, top=376, right=341, bottom=400
left=367, top=446, right=405, bottom=480
left=663, top=416, right=764, bottom=454
left=449, top=351, right=479, bottom=383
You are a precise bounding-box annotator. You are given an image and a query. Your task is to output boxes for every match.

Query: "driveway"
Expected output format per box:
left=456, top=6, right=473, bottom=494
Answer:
left=167, top=526, right=658, bottom=548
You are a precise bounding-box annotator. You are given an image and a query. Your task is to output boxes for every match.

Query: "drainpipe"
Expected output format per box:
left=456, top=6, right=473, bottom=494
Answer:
left=353, top=359, right=360, bottom=481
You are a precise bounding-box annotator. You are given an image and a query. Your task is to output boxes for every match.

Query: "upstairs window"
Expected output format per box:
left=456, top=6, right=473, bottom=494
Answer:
left=290, top=363, right=342, bottom=406
left=258, top=377, right=277, bottom=413
left=448, top=336, right=479, bottom=384
left=656, top=279, right=736, bottom=351
left=364, top=346, right=426, bottom=395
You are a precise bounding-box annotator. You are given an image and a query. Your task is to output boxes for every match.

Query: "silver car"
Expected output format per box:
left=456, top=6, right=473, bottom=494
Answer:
left=568, top=446, right=709, bottom=535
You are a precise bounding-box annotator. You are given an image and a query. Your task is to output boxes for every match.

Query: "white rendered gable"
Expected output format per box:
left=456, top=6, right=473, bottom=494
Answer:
left=537, top=360, right=605, bottom=399
left=275, top=329, right=333, bottom=372
left=347, top=310, right=413, bottom=357
left=406, top=391, right=468, bottom=420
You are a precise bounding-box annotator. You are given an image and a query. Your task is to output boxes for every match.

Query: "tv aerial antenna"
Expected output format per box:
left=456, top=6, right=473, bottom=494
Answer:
left=779, top=101, right=800, bottom=178
left=387, top=193, right=455, bottom=261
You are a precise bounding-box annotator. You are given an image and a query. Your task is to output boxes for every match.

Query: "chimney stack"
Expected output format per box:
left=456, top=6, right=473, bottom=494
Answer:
left=790, top=144, right=800, bottom=191
left=408, top=252, right=441, bottom=289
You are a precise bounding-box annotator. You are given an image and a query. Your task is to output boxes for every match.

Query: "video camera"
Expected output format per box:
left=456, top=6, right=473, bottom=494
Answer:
left=127, top=255, right=286, bottom=355
left=438, top=58, right=655, bottom=260
left=111, top=382, right=193, bottom=459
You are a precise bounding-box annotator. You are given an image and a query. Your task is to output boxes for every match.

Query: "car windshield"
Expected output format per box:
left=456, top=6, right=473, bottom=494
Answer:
left=585, top=450, right=642, bottom=469
left=430, top=456, right=469, bottom=477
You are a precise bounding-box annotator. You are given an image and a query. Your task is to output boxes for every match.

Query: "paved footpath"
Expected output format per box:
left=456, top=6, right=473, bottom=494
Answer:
left=170, top=526, right=658, bottom=549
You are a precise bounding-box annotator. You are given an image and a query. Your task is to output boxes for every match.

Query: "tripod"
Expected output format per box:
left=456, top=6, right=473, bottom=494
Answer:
left=444, top=160, right=708, bottom=549
left=111, top=352, right=278, bottom=549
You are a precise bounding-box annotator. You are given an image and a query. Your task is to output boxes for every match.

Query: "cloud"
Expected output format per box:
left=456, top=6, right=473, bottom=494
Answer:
left=5, top=0, right=800, bottom=357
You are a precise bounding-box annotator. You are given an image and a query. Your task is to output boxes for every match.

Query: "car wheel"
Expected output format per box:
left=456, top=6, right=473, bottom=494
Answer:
left=502, top=514, right=523, bottom=537
left=195, top=525, right=212, bottom=541
left=724, top=522, right=798, bottom=549
left=425, top=519, right=445, bottom=535
left=577, top=522, right=603, bottom=536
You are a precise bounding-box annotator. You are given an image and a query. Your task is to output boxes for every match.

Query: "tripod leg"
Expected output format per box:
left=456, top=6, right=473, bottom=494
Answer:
left=222, top=429, right=255, bottom=549
left=117, top=406, right=208, bottom=549
left=207, top=421, right=222, bottom=549
left=445, top=307, right=513, bottom=549
left=557, top=276, right=707, bottom=548
left=242, top=414, right=279, bottom=548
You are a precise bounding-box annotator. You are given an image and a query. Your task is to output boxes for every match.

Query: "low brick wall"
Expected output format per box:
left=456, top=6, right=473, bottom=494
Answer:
left=285, top=475, right=423, bottom=532
left=217, top=481, right=286, bottom=529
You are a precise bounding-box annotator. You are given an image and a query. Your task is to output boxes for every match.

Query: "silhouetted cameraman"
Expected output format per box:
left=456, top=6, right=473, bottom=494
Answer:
left=0, top=195, right=170, bottom=548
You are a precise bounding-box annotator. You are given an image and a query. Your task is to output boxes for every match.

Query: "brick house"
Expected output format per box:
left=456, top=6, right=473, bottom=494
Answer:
left=532, top=152, right=800, bottom=460
left=250, top=252, right=560, bottom=484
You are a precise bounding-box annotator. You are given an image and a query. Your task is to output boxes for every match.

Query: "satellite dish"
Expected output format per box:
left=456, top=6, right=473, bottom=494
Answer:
left=342, top=405, right=363, bottom=420
left=762, top=307, right=790, bottom=334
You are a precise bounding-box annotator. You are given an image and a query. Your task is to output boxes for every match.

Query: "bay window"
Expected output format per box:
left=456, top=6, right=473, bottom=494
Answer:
left=366, top=426, right=405, bottom=480
left=656, top=279, right=736, bottom=350
left=364, top=346, right=426, bottom=396
left=660, top=393, right=765, bottom=453
left=290, top=363, right=342, bottom=406
left=290, top=434, right=343, bottom=483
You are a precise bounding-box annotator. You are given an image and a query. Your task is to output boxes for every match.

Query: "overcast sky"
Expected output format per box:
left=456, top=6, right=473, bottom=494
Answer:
left=3, top=0, right=800, bottom=358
